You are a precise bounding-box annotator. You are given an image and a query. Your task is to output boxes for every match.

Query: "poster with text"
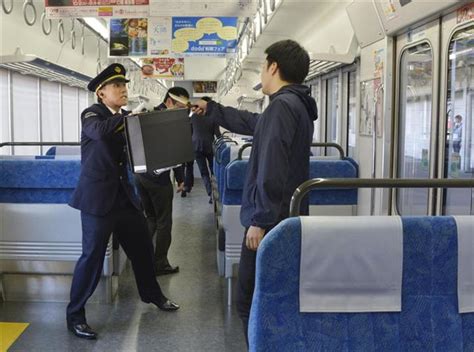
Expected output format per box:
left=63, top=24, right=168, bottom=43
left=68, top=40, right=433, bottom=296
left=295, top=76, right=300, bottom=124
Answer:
left=171, top=17, right=238, bottom=55
left=360, top=78, right=383, bottom=137
left=109, top=18, right=148, bottom=57
left=149, top=0, right=257, bottom=17
left=192, top=81, right=217, bottom=97
left=45, top=0, right=148, bottom=18
left=149, top=17, right=172, bottom=56
left=141, top=58, right=184, bottom=80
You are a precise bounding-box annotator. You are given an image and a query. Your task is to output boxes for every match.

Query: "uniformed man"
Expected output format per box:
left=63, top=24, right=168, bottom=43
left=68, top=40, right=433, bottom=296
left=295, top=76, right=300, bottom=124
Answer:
left=67, top=63, right=179, bottom=340
left=134, top=87, right=190, bottom=276
left=193, top=40, right=317, bottom=346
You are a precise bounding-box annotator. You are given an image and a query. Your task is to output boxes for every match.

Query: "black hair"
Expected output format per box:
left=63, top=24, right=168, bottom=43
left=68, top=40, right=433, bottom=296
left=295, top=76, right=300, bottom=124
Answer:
left=164, top=86, right=190, bottom=103
left=201, top=96, right=212, bottom=102
left=264, top=39, right=310, bottom=84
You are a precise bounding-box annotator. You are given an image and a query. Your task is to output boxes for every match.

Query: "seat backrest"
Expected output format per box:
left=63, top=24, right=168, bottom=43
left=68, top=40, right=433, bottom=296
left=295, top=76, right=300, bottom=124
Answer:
left=249, top=216, right=474, bottom=352
left=220, top=157, right=359, bottom=207
left=222, top=159, right=248, bottom=205
left=0, top=159, right=81, bottom=203
left=309, top=157, right=358, bottom=205
left=45, top=146, right=81, bottom=156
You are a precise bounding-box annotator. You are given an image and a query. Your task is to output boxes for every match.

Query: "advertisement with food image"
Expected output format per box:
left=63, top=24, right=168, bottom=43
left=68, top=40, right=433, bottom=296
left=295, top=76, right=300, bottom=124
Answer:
left=140, top=57, right=184, bottom=80
left=109, top=18, right=148, bottom=56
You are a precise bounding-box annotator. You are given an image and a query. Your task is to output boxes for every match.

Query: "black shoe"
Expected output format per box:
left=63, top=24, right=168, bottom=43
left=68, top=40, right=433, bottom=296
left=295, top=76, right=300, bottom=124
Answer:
left=156, top=265, right=179, bottom=276
left=150, top=299, right=180, bottom=311
left=67, top=323, right=97, bottom=340
left=181, top=191, right=187, bottom=198
left=208, top=197, right=213, bottom=204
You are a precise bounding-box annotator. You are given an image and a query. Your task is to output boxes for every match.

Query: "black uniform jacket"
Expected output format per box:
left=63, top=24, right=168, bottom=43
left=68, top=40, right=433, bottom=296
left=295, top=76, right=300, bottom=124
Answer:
left=191, top=113, right=221, bottom=154
left=69, top=103, right=141, bottom=216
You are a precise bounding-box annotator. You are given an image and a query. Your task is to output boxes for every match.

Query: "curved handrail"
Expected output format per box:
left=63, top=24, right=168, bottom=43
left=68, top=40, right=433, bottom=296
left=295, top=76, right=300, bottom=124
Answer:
left=212, top=137, right=234, bottom=155
left=237, top=143, right=253, bottom=160
left=289, top=178, right=474, bottom=217
left=215, top=140, right=238, bottom=164
left=213, top=134, right=233, bottom=146
left=311, top=142, right=345, bottom=159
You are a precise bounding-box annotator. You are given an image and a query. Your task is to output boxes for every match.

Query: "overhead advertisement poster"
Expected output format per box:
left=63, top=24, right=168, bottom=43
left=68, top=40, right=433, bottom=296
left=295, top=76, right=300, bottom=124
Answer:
left=109, top=17, right=238, bottom=58
left=109, top=18, right=148, bottom=57
left=140, top=58, right=185, bottom=80
left=171, top=17, right=238, bottom=56
left=192, top=81, right=218, bottom=97
left=45, top=0, right=149, bottom=18
left=149, top=0, right=257, bottom=17
left=149, top=17, right=172, bottom=56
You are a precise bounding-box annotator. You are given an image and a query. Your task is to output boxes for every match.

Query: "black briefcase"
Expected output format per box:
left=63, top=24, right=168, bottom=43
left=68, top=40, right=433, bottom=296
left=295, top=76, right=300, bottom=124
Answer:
left=124, top=108, right=194, bottom=173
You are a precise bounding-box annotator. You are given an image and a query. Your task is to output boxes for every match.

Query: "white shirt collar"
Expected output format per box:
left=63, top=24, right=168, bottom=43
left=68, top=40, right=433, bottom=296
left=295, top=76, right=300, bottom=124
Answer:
left=105, top=104, right=122, bottom=115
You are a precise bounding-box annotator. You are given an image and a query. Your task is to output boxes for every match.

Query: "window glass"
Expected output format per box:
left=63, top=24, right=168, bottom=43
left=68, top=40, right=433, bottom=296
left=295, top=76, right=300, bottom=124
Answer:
left=326, top=76, right=340, bottom=156
left=347, top=71, right=357, bottom=158
left=443, top=25, right=474, bottom=215
left=397, top=42, right=433, bottom=215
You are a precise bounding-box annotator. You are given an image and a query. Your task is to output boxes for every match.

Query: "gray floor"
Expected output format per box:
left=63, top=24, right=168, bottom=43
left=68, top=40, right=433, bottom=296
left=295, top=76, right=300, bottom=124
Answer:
left=1, top=183, right=247, bottom=352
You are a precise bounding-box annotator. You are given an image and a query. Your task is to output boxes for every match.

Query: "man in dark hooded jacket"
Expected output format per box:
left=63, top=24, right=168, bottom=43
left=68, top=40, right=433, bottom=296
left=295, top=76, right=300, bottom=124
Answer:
left=193, top=39, right=317, bottom=345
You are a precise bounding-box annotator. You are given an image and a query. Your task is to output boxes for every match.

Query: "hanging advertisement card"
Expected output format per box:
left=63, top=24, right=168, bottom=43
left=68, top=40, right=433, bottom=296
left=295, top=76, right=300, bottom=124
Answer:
left=109, top=18, right=148, bottom=57
left=141, top=58, right=184, bottom=80
left=149, top=17, right=172, bottom=56
left=149, top=0, right=257, bottom=17
left=192, top=81, right=217, bottom=97
left=45, top=0, right=148, bottom=18
left=171, top=17, right=238, bottom=56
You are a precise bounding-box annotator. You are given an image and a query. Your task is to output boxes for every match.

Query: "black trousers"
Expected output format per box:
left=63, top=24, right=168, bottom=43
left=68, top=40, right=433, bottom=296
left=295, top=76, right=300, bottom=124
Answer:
left=182, top=161, right=194, bottom=191
left=67, top=205, right=164, bottom=325
left=135, top=176, right=174, bottom=270
left=195, top=151, right=213, bottom=196
left=236, top=227, right=272, bottom=347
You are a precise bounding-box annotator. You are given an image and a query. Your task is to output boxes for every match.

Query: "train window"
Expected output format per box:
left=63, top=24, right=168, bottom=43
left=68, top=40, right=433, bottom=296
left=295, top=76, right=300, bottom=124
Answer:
left=310, top=80, right=322, bottom=156
left=12, top=72, right=40, bottom=155
left=326, top=76, right=340, bottom=155
left=443, top=25, right=474, bottom=215
left=311, top=80, right=321, bottom=139
left=347, top=70, right=357, bottom=158
left=397, top=42, right=433, bottom=215
left=0, top=69, right=9, bottom=155
left=62, top=86, right=80, bottom=142
left=41, top=81, right=62, bottom=145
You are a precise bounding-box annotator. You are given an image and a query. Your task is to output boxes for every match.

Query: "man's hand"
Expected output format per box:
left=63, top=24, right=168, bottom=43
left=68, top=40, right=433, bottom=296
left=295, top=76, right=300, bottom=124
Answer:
left=191, top=100, right=208, bottom=116
left=246, top=226, right=265, bottom=251
left=176, top=182, right=185, bottom=193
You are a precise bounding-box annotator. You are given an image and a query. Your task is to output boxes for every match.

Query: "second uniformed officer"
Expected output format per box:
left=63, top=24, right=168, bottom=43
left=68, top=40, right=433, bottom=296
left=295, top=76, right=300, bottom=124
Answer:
left=66, top=64, right=179, bottom=340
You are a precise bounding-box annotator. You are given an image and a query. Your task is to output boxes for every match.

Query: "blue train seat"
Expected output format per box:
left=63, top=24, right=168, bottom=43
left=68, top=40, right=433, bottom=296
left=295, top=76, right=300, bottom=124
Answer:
left=218, top=157, right=359, bottom=305
left=0, top=158, right=115, bottom=302
left=249, top=216, right=474, bottom=351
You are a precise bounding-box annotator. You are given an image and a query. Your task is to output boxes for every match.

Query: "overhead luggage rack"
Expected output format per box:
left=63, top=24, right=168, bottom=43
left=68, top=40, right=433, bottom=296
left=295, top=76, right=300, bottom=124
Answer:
left=0, top=49, right=92, bottom=89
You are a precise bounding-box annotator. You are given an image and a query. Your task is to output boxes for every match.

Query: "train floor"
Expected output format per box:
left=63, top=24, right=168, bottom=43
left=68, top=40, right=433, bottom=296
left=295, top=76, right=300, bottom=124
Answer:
left=0, top=182, right=247, bottom=352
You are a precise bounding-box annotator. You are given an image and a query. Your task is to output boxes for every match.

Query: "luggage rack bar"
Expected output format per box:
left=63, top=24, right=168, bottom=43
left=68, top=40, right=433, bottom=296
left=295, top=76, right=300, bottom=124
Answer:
left=290, top=178, right=474, bottom=217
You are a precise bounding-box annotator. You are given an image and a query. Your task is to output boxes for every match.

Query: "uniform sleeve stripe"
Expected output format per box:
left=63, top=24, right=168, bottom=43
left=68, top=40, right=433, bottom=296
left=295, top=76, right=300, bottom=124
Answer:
left=84, top=112, right=98, bottom=119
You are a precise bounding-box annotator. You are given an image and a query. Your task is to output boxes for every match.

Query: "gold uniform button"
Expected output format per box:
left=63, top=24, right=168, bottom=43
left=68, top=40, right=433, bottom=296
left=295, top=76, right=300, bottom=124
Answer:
left=119, top=162, right=123, bottom=166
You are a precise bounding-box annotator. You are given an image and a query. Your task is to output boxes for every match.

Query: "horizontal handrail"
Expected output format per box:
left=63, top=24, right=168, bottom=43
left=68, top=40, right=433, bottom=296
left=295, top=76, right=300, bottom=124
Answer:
left=0, top=142, right=80, bottom=148
left=311, top=142, right=345, bottom=159
left=289, top=178, right=474, bottom=217
left=237, top=143, right=253, bottom=160
left=235, top=142, right=344, bottom=161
